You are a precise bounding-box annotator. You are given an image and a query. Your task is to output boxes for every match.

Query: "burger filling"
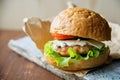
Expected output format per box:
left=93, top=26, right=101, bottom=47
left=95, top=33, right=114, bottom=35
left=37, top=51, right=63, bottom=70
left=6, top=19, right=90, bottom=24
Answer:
left=44, top=39, right=109, bottom=67
left=57, top=45, right=93, bottom=56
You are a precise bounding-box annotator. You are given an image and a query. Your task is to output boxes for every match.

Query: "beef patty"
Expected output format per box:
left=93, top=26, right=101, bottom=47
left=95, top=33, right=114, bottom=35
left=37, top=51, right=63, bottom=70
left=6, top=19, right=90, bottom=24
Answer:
left=56, top=45, right=93, bottom=56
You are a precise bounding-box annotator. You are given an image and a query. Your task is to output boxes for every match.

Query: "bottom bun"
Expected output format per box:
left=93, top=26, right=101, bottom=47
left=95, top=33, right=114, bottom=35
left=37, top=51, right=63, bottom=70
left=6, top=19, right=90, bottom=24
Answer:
left=45, top=51, right=109, bottom=71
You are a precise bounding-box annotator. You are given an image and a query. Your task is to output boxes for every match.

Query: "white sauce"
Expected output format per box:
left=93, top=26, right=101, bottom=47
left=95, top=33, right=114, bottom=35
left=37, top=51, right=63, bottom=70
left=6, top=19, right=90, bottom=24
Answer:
left=51, top=39, right=104, bottom=51
left=51, top=39, right=87, bottom=50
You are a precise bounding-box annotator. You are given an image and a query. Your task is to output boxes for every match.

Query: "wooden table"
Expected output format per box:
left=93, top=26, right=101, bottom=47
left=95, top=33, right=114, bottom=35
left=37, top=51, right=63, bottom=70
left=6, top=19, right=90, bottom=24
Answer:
left=0, top=30, right=62, bottom=80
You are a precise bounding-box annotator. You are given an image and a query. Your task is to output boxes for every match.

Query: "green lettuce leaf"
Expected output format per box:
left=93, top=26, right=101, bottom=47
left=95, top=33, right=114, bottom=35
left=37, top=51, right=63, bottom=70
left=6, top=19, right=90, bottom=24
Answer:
left=44, top=42, right=70, bottom=67
left=44, top=41, right=108, bottom=67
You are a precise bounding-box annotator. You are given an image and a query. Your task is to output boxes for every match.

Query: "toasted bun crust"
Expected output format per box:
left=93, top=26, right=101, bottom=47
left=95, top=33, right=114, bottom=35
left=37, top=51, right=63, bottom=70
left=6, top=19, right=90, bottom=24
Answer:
left=50, top=7, right=111, bottom=41
left=45, top=50, right=109, bottom=71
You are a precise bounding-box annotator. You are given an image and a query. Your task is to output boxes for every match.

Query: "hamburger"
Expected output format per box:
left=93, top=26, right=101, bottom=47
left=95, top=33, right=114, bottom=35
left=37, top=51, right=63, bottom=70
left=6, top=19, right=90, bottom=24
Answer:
left=44, top=7, right=111, bottom=71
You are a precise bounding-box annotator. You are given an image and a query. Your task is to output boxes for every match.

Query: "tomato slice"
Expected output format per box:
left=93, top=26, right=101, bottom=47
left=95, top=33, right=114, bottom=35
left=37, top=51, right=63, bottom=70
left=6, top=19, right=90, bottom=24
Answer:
left=51, top=33, right=75, bottom=39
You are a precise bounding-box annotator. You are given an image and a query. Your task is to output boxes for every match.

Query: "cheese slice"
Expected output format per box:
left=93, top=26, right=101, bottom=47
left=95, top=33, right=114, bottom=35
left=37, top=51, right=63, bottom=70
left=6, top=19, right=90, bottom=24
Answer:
left=87, top=39, right=105, bottom=49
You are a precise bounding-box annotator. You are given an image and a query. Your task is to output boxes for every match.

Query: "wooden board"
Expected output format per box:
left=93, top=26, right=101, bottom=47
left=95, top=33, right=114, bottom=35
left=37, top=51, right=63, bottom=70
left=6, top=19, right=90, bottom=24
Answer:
left=0, top=30, right=62, bottom=80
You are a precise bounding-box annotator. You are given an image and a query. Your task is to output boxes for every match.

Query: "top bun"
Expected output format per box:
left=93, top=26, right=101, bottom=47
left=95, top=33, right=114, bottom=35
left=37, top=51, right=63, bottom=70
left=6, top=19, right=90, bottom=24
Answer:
left=50, top=7, right=111, bottom=41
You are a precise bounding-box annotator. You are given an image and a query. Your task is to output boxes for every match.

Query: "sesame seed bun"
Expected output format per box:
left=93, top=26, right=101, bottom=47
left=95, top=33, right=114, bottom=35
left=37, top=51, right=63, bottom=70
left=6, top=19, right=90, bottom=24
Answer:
left=50, top=7, right=111, bottom=41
